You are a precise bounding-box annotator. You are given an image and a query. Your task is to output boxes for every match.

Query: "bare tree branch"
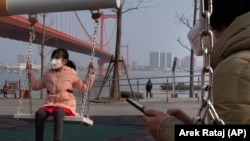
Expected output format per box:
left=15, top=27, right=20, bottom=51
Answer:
left=122, top=0, right=159, bottom=14
left=175, top=10, right=194, bottom=52
left=176, top=37, right=191, bottom=51
left=175, top=12, right=193, bottom=29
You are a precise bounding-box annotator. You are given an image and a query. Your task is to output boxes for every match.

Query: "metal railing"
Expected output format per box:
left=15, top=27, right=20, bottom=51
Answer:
left=75, top=73, right=206, bottom=103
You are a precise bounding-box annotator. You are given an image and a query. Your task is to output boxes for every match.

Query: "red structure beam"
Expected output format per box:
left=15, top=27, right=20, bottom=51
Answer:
left=0, top=15, right=112, bottom=60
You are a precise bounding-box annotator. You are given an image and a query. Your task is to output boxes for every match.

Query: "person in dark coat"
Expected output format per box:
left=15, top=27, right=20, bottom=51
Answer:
left=2, top=83, right=8, bottom=99
left=146, top=79, right=153, bottom=98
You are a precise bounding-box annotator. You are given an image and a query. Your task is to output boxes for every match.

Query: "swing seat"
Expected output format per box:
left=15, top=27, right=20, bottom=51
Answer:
left=13, top=113, right=93, bottom=125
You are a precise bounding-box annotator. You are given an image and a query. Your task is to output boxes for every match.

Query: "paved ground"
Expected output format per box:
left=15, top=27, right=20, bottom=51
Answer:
left=0, top=96, right=201, bottom=141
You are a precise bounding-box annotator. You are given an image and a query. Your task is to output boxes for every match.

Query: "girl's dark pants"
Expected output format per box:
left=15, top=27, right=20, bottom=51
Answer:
left=35, top=108, right=66, bottom=141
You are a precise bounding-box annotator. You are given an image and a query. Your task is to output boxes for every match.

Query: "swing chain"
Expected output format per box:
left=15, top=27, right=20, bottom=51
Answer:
left=90, top=10, right=101, bottom=61
left=17, top=15, right=37, bottom=115
left=193, top=0, right=224, bottom=125
left=80, top=10, right=100, bottom=118
left=28, top=24, right=35, bottom=114
left=81, top=91, right=90, bottom=118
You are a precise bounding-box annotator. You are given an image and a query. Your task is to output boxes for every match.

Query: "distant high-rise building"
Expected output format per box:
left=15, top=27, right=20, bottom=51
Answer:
left=182, top=55, right=197, bottom=69
left=160, top=51, right=167, bottom=69
left=131, top=61, right=139, bottom=69
left=182, top=55, right=190, bottom=69
left=149, top=51, right=160, bottom=69
left=176, top=58, right=182, bottom=69
left=17, top=54, right=28, bottom=63
left=166, top=52, right=173, bottom=69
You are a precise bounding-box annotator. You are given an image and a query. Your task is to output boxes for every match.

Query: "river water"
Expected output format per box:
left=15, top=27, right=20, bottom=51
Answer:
left=0, top=70, right=202, bottom=99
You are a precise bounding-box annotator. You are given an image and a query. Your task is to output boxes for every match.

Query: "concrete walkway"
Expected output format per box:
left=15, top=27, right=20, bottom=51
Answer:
left=0, top=96, right=201, bottom=141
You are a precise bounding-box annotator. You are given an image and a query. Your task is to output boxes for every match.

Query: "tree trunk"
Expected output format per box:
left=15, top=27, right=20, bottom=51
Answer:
left=189, top=49, right=194, bottom=98
left=40, top=13, right=46, bottom=99
left=189, top=0, right=198, bottom=98
left=111, top=8, right=122, bottom=100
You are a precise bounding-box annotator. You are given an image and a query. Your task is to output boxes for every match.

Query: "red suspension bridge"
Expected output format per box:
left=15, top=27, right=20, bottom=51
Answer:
left=0, top=0, right=129, bottom=75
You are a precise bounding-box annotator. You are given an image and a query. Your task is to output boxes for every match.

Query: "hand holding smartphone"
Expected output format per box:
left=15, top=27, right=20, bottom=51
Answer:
left=126, top=98, right=145, bottom=114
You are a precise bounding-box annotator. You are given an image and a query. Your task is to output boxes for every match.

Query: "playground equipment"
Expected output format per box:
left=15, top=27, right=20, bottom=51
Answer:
left=0, top=0, right=120, bottom=16
left=10, top=0, right=119, bottom=126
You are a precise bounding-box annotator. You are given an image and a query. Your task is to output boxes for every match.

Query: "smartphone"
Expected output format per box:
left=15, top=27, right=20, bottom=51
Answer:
left=126, top=98, right=145, bottom=114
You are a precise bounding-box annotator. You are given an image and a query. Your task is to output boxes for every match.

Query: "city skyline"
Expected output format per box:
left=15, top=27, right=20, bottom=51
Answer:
left=0, top=50, right=202, bottom=69
left=133, top=50, right=199, bottom=69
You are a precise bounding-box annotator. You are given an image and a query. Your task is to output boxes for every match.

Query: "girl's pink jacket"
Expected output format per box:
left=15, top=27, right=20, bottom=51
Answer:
left=28, top=66, right=88, bottom=116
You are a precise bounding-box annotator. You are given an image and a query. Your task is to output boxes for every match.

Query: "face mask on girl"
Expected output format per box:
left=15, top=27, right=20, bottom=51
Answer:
left=51, top=59, right=63, bottom=69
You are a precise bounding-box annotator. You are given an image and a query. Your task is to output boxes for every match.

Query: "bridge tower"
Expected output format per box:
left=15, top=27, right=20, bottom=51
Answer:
left=121, top=44, right=130, bottom=71
left=98, top=12, right=117, bottom=75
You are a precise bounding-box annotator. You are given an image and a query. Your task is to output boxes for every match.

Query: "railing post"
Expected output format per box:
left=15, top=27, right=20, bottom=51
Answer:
left=109, top=80, right=111, bottom=103
left=197, top=76, right=200, bottom=101
left=166, top=78, right=169, bottom=103
left=172, top=57, right=177, bottom=98
left=137, top=79, right=139, bottom=100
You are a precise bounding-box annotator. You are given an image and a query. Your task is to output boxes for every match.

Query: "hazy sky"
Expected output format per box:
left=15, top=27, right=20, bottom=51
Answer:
left=0, top=0, right=201, bottom=67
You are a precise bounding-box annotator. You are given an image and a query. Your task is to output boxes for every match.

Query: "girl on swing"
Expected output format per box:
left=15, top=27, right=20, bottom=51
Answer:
left=27, top=48, right=95, bottom=141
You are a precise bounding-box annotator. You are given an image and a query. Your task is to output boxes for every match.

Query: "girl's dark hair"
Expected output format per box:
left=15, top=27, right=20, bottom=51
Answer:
left=210, top=0, right=250, bottom=31
left=66, top=60, right=76, bottom=70
left=51, top=48, right=69, bottom=59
